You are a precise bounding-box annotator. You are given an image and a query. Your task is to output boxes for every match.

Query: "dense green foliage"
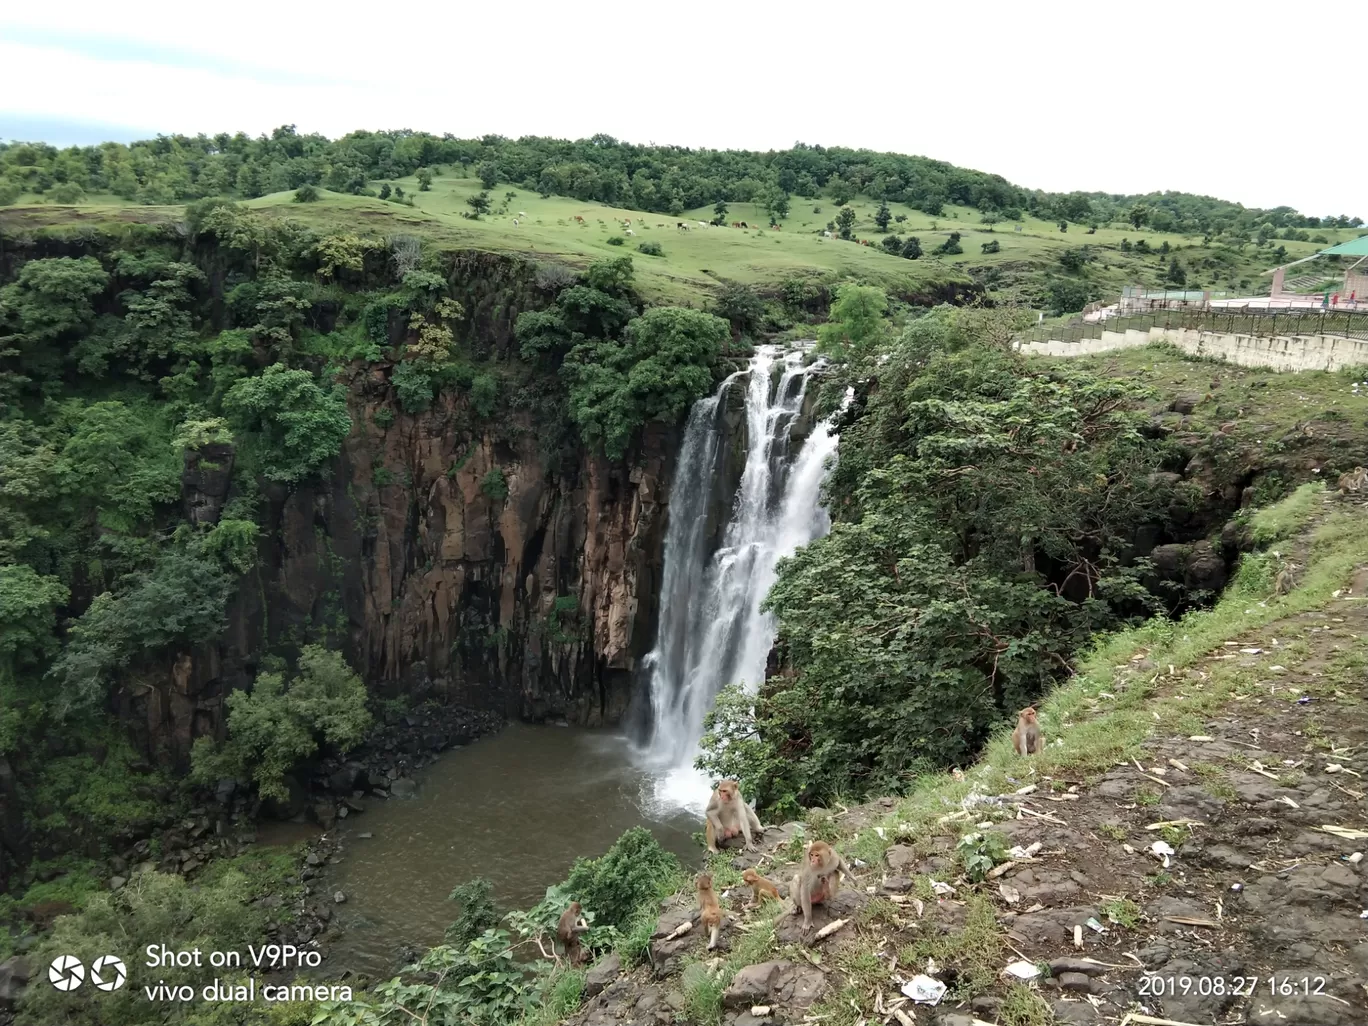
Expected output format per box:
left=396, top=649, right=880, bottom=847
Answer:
left=563, top=305, right=729, bottom=459
left=190, top=645, right=371, bottom=800
left=316, top=829, right=680, bottom=1026
left=700, top=306, right=1178, bottom=812
left=21, top=856, right=308, bottom=1026
left=562, top=826, right=684, bottom=930
left=2, top=129, right=1358, bottom=229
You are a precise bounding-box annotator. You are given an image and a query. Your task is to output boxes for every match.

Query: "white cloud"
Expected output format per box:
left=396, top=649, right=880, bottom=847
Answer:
left=2, top=0, right=1364, bottom=215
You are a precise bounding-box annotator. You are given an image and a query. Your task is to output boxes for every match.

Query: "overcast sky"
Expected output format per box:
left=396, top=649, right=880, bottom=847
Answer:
left=2, top=1, right=1364, bottom=217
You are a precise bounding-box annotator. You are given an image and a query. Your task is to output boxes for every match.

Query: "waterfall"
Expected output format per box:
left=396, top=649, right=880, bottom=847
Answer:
left=636, top=344, right=843, bottom=812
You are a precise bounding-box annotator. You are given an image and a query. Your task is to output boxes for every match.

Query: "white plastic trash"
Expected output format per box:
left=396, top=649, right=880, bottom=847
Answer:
left=1003, top=960, right=1040, bottom=980
left=901, top=975, right=947, bottom=1005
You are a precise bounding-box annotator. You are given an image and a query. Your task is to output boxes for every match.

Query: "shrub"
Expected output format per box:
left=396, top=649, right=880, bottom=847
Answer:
left=222, top=364, right=352, bottom=482
left=373, top=406, right=395, bottom=428
left=480, top=467, right=509, bottom=502
left=935, top=232, right=963, bottom=255
left=901, top=236, right=923, bottom=259
left=48, top=181, right=86, bottom=204
left=469, top=372, right=498, bottom=418
left=294, top=184, right=320, bottom=203
left=881, top=235, right=903, bottom=254
left=49, top=550, right=231, bottom=715
left=0, top=180, right=21, bottom=206
left=981, top=240, right=1001, bottom=254
left=392, top=359, right=437, bottom=413
left=24, top=867, right=295, bottom=1026
left=637, top=240, right=663, bottom=256
left=190, top=645, right=371, bottom=801
left=563, top=827, right=684, bottom=929
left=606, top=236, right=625, bottom=246
left=446, top=877, right=501, bottom=946
left=563, top=307, right=727, bottom=459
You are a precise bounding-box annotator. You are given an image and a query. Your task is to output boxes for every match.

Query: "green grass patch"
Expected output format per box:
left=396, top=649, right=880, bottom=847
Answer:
left=1101, top=897, right=1143, bottom=928
left=1248, top=482, right=1326, bottom=545
left=998, top=982, right=1054, bottom=1026
left=898, top=894, right=1003, bottom=998
left=680, top=962, right=726, bottom=1026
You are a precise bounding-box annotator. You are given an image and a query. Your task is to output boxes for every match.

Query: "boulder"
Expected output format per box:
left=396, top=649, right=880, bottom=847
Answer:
left=261, top=775, right=307, bottom=821
left=584, top=953, right=621, bottom=998
left=389, top=778, right=417, bottom=799
left=0, top=957, right=29, bottom=1010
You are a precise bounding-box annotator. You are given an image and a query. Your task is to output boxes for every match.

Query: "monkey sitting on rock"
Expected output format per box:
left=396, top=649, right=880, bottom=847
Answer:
left=704, top=778, right=763, bottom=852
left=789, top=840, right=854, bottom=934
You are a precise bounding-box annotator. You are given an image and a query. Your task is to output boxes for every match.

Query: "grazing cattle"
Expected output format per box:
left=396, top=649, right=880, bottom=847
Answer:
left=625, top=229, right=635, bottom=236
left=677, top=222, right=689, bottom=230
left=573, top=215, right=584, bottom=223
left=822, top=230, right=832, bottom=237
left=772, top=224, right=781, bottom=230
left=731, top=221, right=741, bottom=228
left=519, top=211, right=528, bottom=217
left=512, top=218, right=519, bottom=226
left=698, top=221, right=708, bottom=228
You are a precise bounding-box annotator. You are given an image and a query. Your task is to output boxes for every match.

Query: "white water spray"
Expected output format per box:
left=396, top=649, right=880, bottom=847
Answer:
left=637, top=345, right=843, bottom=812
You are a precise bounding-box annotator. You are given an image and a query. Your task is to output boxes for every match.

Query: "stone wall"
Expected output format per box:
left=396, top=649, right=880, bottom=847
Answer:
left=1018, top=326, right=1368, bottom=371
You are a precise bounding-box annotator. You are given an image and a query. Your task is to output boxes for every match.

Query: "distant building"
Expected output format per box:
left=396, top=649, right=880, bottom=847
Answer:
left=1268, top=235, right=1368, bottom=305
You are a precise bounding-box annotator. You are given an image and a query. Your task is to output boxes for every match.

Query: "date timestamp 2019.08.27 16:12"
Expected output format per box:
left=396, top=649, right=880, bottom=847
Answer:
left=1138, top=975, right=1327, bottom=999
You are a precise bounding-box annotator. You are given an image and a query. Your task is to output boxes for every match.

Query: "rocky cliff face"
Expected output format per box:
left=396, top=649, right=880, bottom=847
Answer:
left=124, top=253, right=680, bottom=767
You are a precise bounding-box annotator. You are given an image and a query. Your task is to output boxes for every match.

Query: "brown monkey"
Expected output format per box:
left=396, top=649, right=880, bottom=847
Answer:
left=741, top=868, right=781, bottom=907
left=704, top=779, right=763, bottom=853
left=557, top=901, right=588, bottom=964
left=1012, top=707, right=1044, bottom=756
left=1337, top=467, right=1367, bottom=495
left=1274, top=563, right=1298, bottom=596
left=790, top=840, right=853, bottom=934
left=696, top=872, right=723, bottom=950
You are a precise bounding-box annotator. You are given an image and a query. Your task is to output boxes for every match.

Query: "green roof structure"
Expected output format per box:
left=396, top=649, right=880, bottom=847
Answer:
left=1317, top=236, right=1368, bottom=258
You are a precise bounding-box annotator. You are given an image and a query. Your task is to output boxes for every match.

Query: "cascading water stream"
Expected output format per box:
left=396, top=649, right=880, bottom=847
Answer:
left=636, top=345, right=844, bottom=812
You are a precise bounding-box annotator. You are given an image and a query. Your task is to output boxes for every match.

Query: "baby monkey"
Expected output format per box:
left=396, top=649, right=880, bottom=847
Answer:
left=1012, top=706, right=1044, bottom=756
left=696, top=872, right=723, bottom=950
left=741, top=868, right=781, bottom=907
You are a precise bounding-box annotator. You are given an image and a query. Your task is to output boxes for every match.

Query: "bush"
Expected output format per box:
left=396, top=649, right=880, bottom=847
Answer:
left=24, top=867, right=295, bottom=1026
left=637, top=240, right=663, bottom=256
left=294, top=184, right=320, bottom=203
left=606, top=236, right=625, bottom=246
left=373, top=406, right=395, bottom=428
left=190, top=645, right=371, bottom=801
left=981, top=240, right=1000, bottom=254
left=881, top=235, right=903, bottom=254
left=48, top=181, right=86, bottom=204
left=222, top=364, right=352, bottom=482
left=935, top=232, right=963, bottom=255
left=480, top=467, right=509, bottom=502
left=901, top=236, right=923, bottom=260
left=49, top=550, right=231, bottom=715
left=446, top=877, right=501, bottom=946
left=563, top=827, right=684, bottom=929
left=392, top=359, right=437, bottom=413
left=0, top=180, right=21, bottom=206
left=563, top=307, right=727, bottom=459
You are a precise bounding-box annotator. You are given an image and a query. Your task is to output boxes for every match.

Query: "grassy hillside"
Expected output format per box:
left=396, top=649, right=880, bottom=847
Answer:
left=6, top=170, right=1361, bottom=311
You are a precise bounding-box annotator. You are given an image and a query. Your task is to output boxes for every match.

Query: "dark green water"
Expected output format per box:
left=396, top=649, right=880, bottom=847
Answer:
left=323, top=723, right=702, bottom=976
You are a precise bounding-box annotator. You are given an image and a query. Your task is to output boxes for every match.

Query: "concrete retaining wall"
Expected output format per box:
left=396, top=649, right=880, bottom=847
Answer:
left=1018, top=327, right=1368, bottom=372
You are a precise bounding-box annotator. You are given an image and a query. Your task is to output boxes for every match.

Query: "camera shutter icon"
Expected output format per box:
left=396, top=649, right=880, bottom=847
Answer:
left=91, top=955, right=128, bottom=992
left=48, top=955, right=85, bottom=992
